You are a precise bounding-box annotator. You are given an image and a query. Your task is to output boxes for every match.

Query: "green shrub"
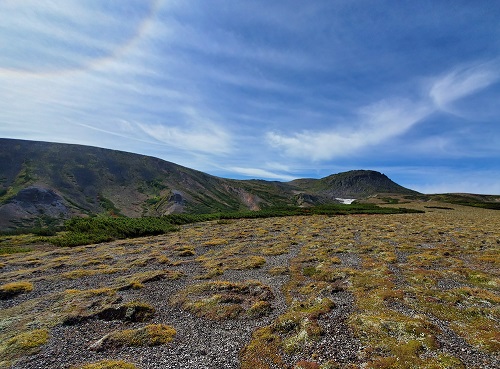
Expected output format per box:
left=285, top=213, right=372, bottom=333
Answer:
left=42, top=204, right=421, bottom=247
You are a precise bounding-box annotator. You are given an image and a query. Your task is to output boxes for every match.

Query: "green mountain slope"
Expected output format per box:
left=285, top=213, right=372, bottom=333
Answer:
left=0, top=138, right=419, bottom=230
left=290, top=170, right=419, bottom=199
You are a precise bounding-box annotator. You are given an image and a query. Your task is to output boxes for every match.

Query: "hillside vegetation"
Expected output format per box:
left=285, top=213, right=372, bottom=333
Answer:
left=0, top=138, right=425, bottom=231
left=0, top=204, right=422, bottom=250
left=1, top=202, right=498, bottom=368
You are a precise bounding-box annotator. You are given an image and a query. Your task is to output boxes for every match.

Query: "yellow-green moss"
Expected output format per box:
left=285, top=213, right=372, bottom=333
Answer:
left=0, top=328, right=49, bottom=364
left=0, top=281, right=33, bottom=299
left=105, top=324, right=176, bottom=347
left=247, top=300, right=272, bottom=318
left=268, top=266, right=289, bottom=275
left=172, top=280, right=273, bottom=320
left=114, top=270, right=181, bottom=290
left=174, top=245, right=196, bottom=257
left=203, top=238, right=228, bottom=246
left=71, top=360, right=138, bottom=369
left=240, top=327, right=284, bottom=369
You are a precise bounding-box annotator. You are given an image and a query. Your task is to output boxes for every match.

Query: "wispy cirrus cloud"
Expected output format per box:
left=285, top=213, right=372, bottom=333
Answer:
left=0, top=0, right=159, bottom=75
left=228, top=167, right=296, bottom=181
left=429, top=61, right=500, bottom=111
left=267, top=60, right=500, bottom=162
left=407, top=168, right=500, bottom=195
left=137, top=119, right=232, bottom=156
left=266, top=98, right=430, bottom=161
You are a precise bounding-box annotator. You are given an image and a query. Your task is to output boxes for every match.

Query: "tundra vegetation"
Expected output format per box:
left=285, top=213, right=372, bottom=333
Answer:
left=0, top=202, right=498, bottom=368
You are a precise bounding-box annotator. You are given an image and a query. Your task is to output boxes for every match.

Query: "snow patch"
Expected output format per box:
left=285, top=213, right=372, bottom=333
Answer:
left=336, top=198, right=356, bottom=205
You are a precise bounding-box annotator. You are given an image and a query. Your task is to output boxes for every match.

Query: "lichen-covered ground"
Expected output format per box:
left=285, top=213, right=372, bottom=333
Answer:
left=1, top=202, right=499, bottom=369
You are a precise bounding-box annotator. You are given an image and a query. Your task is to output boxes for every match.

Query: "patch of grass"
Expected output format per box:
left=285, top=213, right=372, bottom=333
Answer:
left=240, top=327, right=285, bottom=369
left=0, top=245, right=33, bottom=255
left=203, top=238, right=228, bottom=246
left=155, top=254, right=171, bottom=264
left=0, top=328, right=49, bottom=365
left=261, top=242, right=290, bottom=256
left=194, top=267, right=224, bottom=280
left=60, top=288, right=121, bottom=324
left=94, top=300, right=156, bottom=323
left=197, top=247, right=266, bottom=273
left=174, top=245, right=196, bottom=257
left=61, top=266, right=122, bottom=279
left=71, top=360, right=138, bottom=369
left=94, top=324, right=176, bottom=350
left=114, top=270, right=182, bottom=290
left=0, top=233, right=48, bottom=254
left=0, top=281, right=33, bottom=299
left=381, top=197, right=400, bottom=204
left=247, top=300, right=273, bottom=318
left=172, top=280, right=273, bottom=320
left=273, top=298, right=335, bottom=353
left=268, top=266, right=289, bottom=275
left=424, top=205, right=454, bottom=210
left=144, top=324, right=176, bottom=345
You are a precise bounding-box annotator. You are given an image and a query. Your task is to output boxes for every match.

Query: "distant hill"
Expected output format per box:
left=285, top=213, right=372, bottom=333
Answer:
left=290, top=170, right=417, bottom=199
left=1, top=138, right=420, bottom=230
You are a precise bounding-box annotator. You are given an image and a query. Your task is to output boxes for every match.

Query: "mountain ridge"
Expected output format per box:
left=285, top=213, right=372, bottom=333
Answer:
left=1, top=138, right=417, bottom=230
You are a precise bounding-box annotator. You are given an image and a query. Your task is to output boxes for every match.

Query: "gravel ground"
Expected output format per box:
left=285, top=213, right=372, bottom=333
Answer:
left=6, top=233, right=363, bottom=369
left=3, top=214, right=499, bottom=369
left=5, top=235, right=269, bottom=368
left=388, top=300, right=500, bottom=369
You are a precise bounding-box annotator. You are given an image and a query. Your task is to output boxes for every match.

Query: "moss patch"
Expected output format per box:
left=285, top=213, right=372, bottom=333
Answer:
left=0, top=329, right=49, bottom=365
left=0, top=281, right=33, bottom=299
left=172, top=280, right=274, bottom=320
left=71, top=360, right=138, bottom=369
left=91, top=324, right=176, bottom=350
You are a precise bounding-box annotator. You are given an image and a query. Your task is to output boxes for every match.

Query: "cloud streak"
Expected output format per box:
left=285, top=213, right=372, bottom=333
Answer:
left=0, top=0, right=160, bottom=76
left=137, top=118, right=232, bottom=156
left=430, top=61, right=500, bottom=111
left=228, top=167, right=296, bottom=181
left=267, top=61, right=499, bottom=162
left=267, top=99, right=430, bottom=161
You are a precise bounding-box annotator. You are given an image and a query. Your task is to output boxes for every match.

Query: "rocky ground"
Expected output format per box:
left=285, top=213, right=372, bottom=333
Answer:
left=1, top=203, right=499, bottom=369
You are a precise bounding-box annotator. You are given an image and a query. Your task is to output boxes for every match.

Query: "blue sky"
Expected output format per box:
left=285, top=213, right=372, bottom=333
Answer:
left=1, top=1, right=500, bottom=194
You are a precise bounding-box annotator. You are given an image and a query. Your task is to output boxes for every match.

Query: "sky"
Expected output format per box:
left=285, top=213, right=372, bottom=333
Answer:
left=1, top=1, right=500, bottom=194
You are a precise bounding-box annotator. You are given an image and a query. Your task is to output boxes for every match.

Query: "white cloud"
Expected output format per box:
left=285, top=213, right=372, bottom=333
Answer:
left=267, top=98, right=430, bottom=161
left=412, top=179, right=500, bottom=195
left=264, top=162, right=295, bottom=173
left=70, top=121, right=157, bottom=146
left=152, top=6, right=321, bottom=72
left=0, top=0, right=159, bottom=75
left=430, top=61, right=500, bottom=112
left=137, top=120, right=232, bottom=155
left=267, top=61, right=500, bottom=162
left=229, top=167, right=297, bottom=181
left=380, top=166, right=500, bottom=195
